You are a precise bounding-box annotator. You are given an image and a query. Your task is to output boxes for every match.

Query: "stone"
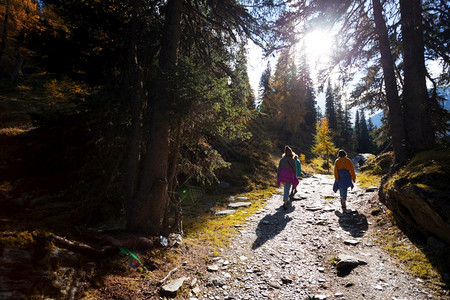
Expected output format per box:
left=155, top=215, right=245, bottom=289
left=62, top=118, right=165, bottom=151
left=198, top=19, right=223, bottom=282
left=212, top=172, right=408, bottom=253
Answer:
left=208, top=276, right=226, bottom=287
left=281, top=276, right=293, bottom=284
left=335, top=254, right=367, bottom=275
left=169, top=233, right=182, bottom=247
left=314, top=294, right=327, bottom=299
left=365, top=187, right=378, bottom=193
left=215, top=210, right=235, bottom=216
left=207, top=265, right=219, bottom=272
left=380, top=181, right=450, bottom=244
left=190, top=278, right=197, bottom=287
left=236, top=196, right=249, bottom=200
left=343, top=239, right=360, bottom=246
left=161, top=277, right=187, bottom=297
left=306, top=206, right=323, bottom=211
left=228, top=202, right=251, bottom=208
left=267, top=281, right=281, bottom=289
left=192, top=286, right=200, bottom=295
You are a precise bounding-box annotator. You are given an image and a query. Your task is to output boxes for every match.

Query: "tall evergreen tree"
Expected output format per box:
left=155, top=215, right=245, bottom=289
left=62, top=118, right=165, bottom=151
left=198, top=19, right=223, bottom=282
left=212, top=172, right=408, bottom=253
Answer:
left=334, top=88, right=345, bottom=148
left=358, top=110, right=371, bottom=153
left=342, top=104, right=354, bottom=152
left=354, top=110, right=361, bottom=153
left=325, top=80, right=337, bottom=132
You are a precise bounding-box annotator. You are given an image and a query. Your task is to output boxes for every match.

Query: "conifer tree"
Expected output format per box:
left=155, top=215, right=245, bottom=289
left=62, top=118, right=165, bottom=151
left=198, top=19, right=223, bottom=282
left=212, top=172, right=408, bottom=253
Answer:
left=325, top=81, right=337, bottom=132
left=358, top=110, right=371, bottom=153
left=342, top=103, right=353, bottom=152
left=354, top=110, right=361, bottom=153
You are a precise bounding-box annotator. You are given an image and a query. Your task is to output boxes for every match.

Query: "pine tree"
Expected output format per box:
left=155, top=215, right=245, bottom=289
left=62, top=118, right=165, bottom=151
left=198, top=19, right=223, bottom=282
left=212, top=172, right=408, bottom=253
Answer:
left=334, top=91, right=345, bottom=148
left=342, top=103, right=353, bottom=152
left=359, top=110, right=371, bottom=153
left=325, top=81, right=337, bottom=132
left=354, top=110, right=360, bottom=153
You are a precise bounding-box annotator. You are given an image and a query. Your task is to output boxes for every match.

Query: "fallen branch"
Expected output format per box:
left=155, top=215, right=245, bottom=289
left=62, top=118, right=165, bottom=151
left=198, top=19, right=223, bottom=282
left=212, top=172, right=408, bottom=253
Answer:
left=159, top=266, right=178, bottom=284
left=50, top=234, right=116, bottom=257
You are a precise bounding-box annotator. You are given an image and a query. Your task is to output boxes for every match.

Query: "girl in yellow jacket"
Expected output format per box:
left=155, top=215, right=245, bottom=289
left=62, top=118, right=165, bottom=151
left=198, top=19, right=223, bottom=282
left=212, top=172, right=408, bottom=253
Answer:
left=333, top=150, right=356, bottom=212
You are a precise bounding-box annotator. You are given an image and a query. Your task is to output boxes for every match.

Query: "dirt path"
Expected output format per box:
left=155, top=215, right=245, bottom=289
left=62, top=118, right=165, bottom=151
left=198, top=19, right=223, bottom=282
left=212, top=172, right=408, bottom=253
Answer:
left=200, top=174, right=439, bottom=300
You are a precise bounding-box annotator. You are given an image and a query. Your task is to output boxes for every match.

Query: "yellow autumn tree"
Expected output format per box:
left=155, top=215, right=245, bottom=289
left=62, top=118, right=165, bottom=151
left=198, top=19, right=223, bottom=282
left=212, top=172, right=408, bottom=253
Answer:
left=312, top=116, right=338, bottom=173
left=0, top=0, right=42, bottom=77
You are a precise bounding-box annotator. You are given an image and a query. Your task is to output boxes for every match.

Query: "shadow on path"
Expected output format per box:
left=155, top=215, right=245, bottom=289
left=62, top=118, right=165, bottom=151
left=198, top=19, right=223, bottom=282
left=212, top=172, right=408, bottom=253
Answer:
left=335, top=210, right=368, bottom=238
left=251, top=205, right=294, bottom=249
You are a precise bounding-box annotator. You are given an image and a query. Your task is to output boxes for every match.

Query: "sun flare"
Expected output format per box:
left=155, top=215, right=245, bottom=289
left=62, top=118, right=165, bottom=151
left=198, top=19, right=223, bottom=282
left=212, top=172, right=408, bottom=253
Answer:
left=303, top=30, right=334, bottom=66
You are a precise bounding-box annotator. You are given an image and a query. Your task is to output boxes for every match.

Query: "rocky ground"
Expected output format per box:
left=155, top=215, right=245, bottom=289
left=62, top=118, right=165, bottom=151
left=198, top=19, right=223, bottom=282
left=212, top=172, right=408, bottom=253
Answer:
left=190, top=174, right=444, bottom=300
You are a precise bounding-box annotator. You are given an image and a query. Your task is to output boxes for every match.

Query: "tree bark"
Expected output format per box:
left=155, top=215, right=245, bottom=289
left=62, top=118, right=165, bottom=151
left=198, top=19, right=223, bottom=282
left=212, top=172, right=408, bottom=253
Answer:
left=10, top=29, right=23, bottom=80
left=127, top=0, right=183, bottom=235
left=399, top=0, right=434, bottom=153
left=0, top=0, right=10, bottom=71
left=126, top=0, right=144, bottom=225
left=372, top=0, right=409, bottom=164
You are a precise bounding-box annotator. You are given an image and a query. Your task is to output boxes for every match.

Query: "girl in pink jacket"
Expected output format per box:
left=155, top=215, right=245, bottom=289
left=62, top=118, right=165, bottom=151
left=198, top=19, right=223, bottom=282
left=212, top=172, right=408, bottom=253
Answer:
left=277, top=146, right=299, bottom=210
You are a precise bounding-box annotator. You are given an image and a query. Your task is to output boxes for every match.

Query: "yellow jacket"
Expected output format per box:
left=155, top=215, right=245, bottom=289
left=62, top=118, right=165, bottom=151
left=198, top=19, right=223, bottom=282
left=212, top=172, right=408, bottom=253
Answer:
left=334, top=157, right=356, bottom=182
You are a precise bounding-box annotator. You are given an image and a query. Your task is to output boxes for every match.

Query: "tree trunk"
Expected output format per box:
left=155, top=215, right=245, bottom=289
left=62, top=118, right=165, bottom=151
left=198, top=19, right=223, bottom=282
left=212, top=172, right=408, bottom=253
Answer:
left=162, top=119, right=183, bottom=235
left=126, top=0, right=183, bottom=235
left=372, top=0, right=409, bottom=164
left=10, top=30, right=23, bottom=80
left=126, top=0, right=144, bottom=224
left=0, top=0, right=10, bottom=71
left=399, top=0, right=434, bottom=153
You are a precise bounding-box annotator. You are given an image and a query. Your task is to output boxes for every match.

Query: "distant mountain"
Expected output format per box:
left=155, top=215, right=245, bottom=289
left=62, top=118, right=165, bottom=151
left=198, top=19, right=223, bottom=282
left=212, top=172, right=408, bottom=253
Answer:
left=369, top=111, right=383, bottom=128
left=438, top=87, right=450, bottom=110
left=369, top=86, right=449, bottom=128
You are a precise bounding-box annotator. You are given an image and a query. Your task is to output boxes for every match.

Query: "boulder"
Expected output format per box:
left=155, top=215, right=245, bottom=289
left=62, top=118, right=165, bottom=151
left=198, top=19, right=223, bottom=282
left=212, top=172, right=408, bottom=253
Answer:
left=161, top=277, right=188, bottom=297
left=379, top=150, right=450, bottom=245
left=380, top=182, right=450, bottom=244
left=334, top=254, right=367, bottom=276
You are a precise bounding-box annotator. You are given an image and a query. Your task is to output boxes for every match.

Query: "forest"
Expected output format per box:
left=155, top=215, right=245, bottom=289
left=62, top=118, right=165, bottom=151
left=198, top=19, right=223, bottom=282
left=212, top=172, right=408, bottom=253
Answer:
left=0, top=0, right=449, bottom=298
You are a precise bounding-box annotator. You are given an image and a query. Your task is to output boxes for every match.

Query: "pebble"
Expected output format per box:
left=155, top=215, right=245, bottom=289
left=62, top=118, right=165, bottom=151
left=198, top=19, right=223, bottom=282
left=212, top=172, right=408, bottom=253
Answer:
left=207, top=265, right=219, bottom=272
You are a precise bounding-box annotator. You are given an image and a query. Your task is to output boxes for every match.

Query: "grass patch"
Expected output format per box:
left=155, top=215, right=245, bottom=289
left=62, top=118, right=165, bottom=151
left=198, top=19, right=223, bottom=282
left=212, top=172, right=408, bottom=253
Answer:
left=373, top=211, right=448, bottom=290
left=309, top=157, right=332, bottom=174
left=357, top=172, right=381, bottom=188
left=182, top=187, right=277, bottom=251
left=382, top=148, right=450, bottom=200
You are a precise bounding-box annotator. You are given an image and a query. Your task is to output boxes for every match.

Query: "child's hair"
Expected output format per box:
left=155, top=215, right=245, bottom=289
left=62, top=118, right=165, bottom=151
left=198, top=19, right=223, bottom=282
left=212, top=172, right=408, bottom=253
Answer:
left=284, top=145, right=293, bottom=157
left=338, top=150, right=347, bottom=157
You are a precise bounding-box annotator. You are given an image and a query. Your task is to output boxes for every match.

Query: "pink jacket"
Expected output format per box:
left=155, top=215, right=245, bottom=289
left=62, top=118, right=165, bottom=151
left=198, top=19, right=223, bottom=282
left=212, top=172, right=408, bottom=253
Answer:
left=277, top=168, right=299, bottom=188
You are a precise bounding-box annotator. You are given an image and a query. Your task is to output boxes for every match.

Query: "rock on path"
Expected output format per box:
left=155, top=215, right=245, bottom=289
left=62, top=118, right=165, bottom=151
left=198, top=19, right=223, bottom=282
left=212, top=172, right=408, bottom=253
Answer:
left=200, top=174, right=437, bottom=300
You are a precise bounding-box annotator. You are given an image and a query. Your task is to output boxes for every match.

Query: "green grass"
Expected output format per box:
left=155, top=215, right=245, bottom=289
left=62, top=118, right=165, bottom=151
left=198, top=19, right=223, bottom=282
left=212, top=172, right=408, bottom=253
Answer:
left=383, top=148, right=450, bottom=196
left=182, top=187, right=277, bottom=251
left=357, top=171, right=381, bottom=188
left=374, top=211, right=443, bottom=282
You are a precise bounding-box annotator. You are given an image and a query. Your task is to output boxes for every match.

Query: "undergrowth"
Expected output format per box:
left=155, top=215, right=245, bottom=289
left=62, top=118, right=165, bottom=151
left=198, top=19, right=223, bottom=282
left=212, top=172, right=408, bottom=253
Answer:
left=182, top=187, right=277, bottom=254
left=374, top=211, right=449, bottom=294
